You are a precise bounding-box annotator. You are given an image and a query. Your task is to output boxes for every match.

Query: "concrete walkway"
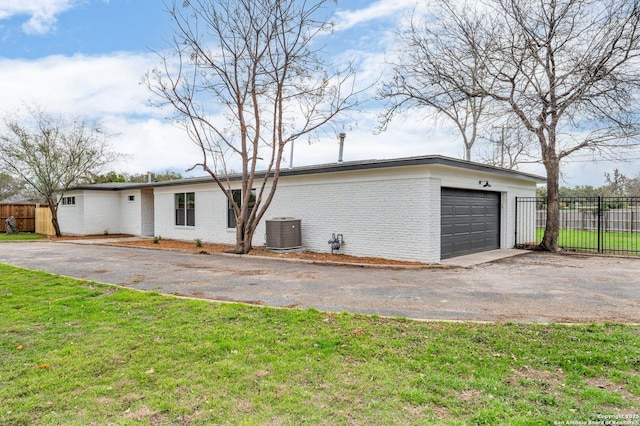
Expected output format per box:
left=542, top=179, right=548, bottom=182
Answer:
left=1, top=241, right=639, bottom=323
left=439, top=249, right=529, bottom=267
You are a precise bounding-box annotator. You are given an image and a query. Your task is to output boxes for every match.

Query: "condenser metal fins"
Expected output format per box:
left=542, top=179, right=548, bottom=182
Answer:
left=265, top=217, right=302, bottom=250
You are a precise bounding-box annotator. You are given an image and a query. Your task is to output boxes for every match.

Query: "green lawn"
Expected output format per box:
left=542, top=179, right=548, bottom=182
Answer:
left=0, top=232, right=46, bottom=242
left=536, top=228, right=640, bottom=254
left=1, top=264, right=639, bottom=425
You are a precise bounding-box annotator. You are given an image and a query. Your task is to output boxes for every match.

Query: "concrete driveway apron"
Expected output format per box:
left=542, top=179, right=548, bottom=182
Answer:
left=1, top=241, right=639, bottom=323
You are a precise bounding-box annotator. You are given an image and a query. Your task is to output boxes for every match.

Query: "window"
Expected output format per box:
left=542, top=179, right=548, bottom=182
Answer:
left=175, top=192, right=195, bottom=226
left=61, top=196, right=75, bottom=206
left=128, top=195, right=135, bottom=202
left=227, top=189, right=256, bottom=228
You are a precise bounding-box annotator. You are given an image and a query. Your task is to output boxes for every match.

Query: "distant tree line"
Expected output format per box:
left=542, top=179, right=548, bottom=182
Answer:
left=90, top=170, right=184, bottom=184
left=0, top=173, right=27, bottom=201
left=537, top=170, right=640, bottom=198
left=0, top=170, right=185, bottom=203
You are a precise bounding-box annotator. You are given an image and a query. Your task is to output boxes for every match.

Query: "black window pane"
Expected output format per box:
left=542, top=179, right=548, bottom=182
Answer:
left=187, top=208, right=195, bottom=226
left=228, top=190, right=240, bottom=228
left=175, top=193, right=186, bottom=226
left=176, top=209, right=185, bottom=226
left=228, top=208, right=236, bottom=228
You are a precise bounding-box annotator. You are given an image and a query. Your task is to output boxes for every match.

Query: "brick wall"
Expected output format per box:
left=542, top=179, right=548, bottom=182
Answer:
left=57, top=193, right=85, bottom=235
left=59, top=162, right=539, bottom=262
left=264, top=170, right=438, bottom=262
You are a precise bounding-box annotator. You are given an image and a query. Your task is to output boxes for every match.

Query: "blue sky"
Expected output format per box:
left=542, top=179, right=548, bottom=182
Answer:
left=0, top=1, right=171, bottom=57
left=0, top=0, right=637, bottom=187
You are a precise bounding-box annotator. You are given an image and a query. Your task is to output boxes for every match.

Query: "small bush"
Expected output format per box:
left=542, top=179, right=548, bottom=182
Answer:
left=195, top=238, right=203, bottom=248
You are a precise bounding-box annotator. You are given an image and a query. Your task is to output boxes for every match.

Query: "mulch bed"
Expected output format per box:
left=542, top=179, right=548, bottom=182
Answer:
left=49, top=234, right=135, bottom=240
left=100, top=238, right=429, bottom=267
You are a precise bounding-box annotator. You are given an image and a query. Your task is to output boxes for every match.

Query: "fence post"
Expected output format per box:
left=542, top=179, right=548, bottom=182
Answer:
left=597, top=196, right=602, bottom=253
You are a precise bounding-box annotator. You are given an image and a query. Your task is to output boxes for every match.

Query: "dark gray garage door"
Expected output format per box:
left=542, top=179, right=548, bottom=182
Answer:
left=441, top=188, right=500, bottom=259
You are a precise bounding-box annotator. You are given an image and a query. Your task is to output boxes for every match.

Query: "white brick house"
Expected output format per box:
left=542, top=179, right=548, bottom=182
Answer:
left=58, top=155, right=544, bottom=263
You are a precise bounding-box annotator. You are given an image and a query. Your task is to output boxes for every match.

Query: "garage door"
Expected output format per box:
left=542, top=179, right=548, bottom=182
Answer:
left=441, top=188, right=500, bottom=259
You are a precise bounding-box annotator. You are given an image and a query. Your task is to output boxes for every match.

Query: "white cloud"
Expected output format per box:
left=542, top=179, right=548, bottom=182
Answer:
left=0, top=0, right=79, bottom=35
left=103, top=116, right=202, bottom=175
left=0, top=48, right=550, bottom=183
left=0, top=52, right=161, bottom=117
left=333, top=0, right=422, bottom=31
left=0, top=52, right=200, bottom=175
left=0, top=15, right=549, bottom=185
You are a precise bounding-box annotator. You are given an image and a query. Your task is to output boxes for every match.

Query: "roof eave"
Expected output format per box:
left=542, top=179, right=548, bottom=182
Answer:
left=65, top=155, right=546, bottom=192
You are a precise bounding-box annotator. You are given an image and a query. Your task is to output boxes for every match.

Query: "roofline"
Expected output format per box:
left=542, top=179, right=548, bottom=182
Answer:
left=67, top=155, right=546, bottom=192
left=275, top=155, right=546, bottom=181
left=64, top=182, right=155, bottom=191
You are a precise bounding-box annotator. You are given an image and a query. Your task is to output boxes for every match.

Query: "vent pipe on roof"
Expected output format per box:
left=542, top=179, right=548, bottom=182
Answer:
left=289, top=140, right=294, bottom=169
left=147, top=172, right=152, bottom=184
left=338, top=132, right=346, bottom=163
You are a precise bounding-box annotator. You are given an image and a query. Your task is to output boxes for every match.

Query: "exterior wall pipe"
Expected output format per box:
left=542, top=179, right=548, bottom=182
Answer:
left=328, top=233, right=344, bottom=254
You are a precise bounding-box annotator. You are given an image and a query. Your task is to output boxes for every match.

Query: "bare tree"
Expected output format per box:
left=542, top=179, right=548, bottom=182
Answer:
left=603, top=169, right=629, bottom=196
left=0, top=108, right=116, bottom=237
left=477, top=125, right=539, bottom=169
left=145, top=0, right=360, bottom=254
left=378, top=4, right=498, bottom=161
left=406, top=0, right=640, bottom=251
left=627, top=176, right=640, bottom=197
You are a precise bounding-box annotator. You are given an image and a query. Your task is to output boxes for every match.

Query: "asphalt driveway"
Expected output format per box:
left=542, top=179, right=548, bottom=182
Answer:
left=1, top=240, right=639, bottom=323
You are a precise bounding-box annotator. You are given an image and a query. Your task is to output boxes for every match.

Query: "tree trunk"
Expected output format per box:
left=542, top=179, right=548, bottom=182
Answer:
left=232, top=225, right=255, bottom=254
left=233, top=215, right=255, bottom=254
left=540, top=160, right=560, bottom=251
left=234, top=217, right=246, bottom=254
left=243, top=225, right=255, bottom=254
left=48, top=203, right=61, bottom=237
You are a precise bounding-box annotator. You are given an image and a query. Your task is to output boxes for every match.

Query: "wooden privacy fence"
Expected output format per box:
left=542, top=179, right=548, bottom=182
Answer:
left=1, top=203, right=36, bottom=232
left=0, top=203, right=54, bottom=235
left=36, top=206, right=55, bottom=236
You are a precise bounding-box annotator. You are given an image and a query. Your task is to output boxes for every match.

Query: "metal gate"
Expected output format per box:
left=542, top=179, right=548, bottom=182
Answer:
left=515, top=196, right=640, bottom=255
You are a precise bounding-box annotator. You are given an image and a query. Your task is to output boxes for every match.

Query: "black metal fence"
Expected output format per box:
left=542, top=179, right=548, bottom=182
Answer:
left=515, top=197, right=640, bottom=255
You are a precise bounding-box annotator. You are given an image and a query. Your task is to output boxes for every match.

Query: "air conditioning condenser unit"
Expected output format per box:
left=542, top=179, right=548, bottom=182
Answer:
left=265, top=217, right=302, bottom=250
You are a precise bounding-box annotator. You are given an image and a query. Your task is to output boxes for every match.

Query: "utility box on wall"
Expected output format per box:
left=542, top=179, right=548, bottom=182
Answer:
left=266, top=217, right=302, bottom=250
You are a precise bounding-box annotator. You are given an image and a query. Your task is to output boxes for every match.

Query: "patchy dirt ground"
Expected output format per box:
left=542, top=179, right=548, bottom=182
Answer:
left=76, top=236, right=431, bottom=267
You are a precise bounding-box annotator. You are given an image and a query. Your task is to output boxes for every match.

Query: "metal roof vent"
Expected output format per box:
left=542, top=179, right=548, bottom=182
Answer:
left=266, top=217, right=302, bottom=250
